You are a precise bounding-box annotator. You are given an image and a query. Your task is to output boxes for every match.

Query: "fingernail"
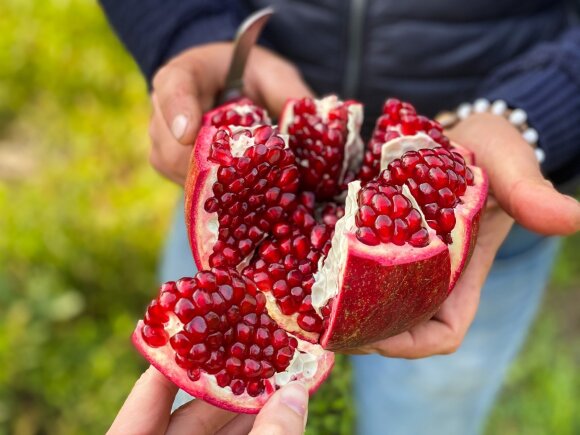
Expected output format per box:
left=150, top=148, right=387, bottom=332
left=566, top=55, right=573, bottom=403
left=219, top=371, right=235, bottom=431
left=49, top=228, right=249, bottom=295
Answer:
left=171, top=114, right=188, bottom=140
left=280, top=382, right=308, bottom=417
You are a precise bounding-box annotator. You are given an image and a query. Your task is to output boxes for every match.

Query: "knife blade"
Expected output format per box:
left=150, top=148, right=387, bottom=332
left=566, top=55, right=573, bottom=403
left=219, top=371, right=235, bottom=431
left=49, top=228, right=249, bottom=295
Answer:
left=216, top=7, right=274, bottom=105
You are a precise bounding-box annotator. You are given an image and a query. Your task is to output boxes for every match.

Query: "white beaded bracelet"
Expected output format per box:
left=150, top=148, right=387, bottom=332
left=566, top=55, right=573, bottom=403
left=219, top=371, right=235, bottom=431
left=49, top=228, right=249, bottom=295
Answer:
left=437, top=99, right=545, bottom=163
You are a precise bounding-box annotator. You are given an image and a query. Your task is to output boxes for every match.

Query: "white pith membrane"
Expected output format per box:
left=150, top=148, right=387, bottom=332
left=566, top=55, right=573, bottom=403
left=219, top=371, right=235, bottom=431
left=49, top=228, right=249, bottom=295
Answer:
left=232, top=104, right=272, bottom=124
left=280, top=95, right=364, bottom=183
left=379, top=133, right=438, bottom=169
left=200, top=126, right=290, bottom=270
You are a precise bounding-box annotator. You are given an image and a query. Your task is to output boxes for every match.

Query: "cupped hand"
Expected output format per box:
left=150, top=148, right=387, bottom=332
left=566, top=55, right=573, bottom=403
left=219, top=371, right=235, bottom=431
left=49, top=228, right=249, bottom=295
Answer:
left=346, top=112, right=580, bottom=359
left=148, top=42, right=313, bottom=184
left=108, top=366, right=309, bottom=435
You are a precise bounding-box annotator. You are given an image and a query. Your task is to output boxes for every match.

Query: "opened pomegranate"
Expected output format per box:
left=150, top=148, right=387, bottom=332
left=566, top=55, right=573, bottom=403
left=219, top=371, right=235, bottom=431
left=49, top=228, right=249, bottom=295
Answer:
left=134, top=97, right=488, bottom=412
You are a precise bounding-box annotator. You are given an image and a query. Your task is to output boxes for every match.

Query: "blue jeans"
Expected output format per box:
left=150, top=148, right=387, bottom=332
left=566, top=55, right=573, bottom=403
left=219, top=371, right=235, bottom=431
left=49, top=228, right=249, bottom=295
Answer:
left=161, top=197, right=560, bottom=432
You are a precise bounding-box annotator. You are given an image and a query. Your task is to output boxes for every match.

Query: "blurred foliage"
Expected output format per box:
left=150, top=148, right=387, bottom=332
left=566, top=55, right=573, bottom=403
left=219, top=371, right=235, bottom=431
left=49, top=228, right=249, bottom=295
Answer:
left=0, top=1, right=577, bottom=434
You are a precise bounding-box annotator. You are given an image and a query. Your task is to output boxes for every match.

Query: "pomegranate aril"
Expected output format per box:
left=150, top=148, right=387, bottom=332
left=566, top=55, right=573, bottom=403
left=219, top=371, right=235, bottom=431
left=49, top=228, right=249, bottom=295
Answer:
left=188, top=368, right=201, bottom=382
left=274, top=346, right=294, bottom=370
left=189, top=343, right=209, bottom=363
left=297, top=312, right=323, bottom=332
left=205, top=350, right=225, bottom=373
left=230, top=379, right=246, bottom=395
left=356, top=227, right=380, bottom=246
left=229, top=342, right=246, bottom=359
left=215, top=370, right=231, bottom=387
left=272, top=329, right=289, bottom=349
left=147, top=300, right=169, bottom=323
left=141, top=325, right=168, bottom=347
left=174, top=298, right=196, bottom=323
left=409, top=228, right=430, bottom=247
left=261, top=361, right=276, bottom=378
left=243, top=359, right=262, bottom=378
left=374, top=215, right=393, bottom=242
left=247, top=380, right=265, bottom=397
left=205, top=311, right=221, bottom=331
left=438, top=187, right=456, bottom=208
left=236, top=323, right=254, bottom=343
left=438, top=208, right=456, bottom=233
left=391, top=194, right=411, bottom=218
left=206, top=332, right=224, bottom=349
left=262, top=345, right=275, bottom=359
left=185, top=316, right=209, bottom=342
left=392, top=219, right=409, bottom=245
left=191, top=289, right=212, bottom=315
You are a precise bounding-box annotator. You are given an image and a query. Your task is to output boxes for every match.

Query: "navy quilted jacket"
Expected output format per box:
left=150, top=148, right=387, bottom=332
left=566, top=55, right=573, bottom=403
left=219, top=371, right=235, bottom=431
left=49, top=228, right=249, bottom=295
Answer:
left=100, top=0, right=580, bottom=183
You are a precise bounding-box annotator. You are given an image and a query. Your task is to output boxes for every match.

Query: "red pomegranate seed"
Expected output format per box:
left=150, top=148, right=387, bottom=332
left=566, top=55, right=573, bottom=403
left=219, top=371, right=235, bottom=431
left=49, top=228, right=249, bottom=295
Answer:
left=141, top=325, right=168, bottom=347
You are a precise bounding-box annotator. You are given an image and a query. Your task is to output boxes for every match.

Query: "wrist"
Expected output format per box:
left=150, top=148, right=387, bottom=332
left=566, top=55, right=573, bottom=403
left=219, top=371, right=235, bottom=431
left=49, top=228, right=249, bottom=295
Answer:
left=437, top=99, right=545, bottom=163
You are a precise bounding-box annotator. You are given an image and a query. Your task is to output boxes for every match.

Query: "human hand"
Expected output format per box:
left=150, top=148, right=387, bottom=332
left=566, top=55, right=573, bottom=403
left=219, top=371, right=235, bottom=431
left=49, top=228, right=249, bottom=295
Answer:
left=346, top=112, right=580, bottom=358
left=148, top=43, right=313, bottom=185
left=108, top=366, right=309, bottom=435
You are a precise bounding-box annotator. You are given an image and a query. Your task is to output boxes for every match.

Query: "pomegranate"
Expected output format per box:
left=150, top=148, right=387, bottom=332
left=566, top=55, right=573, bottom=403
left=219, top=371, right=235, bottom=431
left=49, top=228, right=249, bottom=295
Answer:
left=134, top=97, right=488, bottom=413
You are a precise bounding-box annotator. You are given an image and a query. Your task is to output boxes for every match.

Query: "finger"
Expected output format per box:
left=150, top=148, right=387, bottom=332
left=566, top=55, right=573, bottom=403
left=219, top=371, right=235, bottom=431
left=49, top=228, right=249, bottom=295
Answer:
left=153, top=44, right=232, bottom=145
left=448, top=113, right=580, bottom=235
left=153, top=64, right=205, bottom=145
left=149, top=94, right=193, bottom=185
left=250, top=382, right=308, bottom=435
left=166, top=399, right=237, bottom=435
left=246, top=48, right=314, bottom=116
left=216, top=414, right=257, bottom=435
left=108, top=366, right=177, bottom=435
left=364, top=209, right=514, bottom=358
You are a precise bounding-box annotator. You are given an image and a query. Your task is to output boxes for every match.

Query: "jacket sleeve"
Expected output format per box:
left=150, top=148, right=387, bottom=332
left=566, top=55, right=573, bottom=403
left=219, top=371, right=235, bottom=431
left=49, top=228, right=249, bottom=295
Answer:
left=98, top=0, right=242, bottom=82
left=478, top=27, right=580, bottom=180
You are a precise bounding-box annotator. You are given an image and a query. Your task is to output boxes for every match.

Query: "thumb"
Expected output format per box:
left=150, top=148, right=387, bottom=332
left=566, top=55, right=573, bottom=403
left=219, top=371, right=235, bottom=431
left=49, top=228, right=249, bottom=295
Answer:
left=447, top=113, right=580, bottom=236
left=250, top=382, right=309, bottom=435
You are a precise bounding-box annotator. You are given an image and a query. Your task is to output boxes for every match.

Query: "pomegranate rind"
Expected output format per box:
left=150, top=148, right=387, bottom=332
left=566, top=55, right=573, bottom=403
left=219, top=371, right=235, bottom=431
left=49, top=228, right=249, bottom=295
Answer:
left=446, top=166, right=488, bottom=290
left=319, top=233, right=451, bottom=351
left=132, top=321, right=334, bottom=414
left=185, top=126, right=219, bottom=270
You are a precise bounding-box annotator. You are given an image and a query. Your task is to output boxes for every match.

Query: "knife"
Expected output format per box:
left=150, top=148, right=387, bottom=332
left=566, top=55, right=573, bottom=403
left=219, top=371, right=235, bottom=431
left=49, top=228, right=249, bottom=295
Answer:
left=216, top=7, right=274, bottom=105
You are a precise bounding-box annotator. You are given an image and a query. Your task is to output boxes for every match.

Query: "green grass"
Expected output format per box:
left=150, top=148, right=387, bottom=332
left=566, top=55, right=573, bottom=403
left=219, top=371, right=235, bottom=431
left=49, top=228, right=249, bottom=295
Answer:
left=0, top=1, right=578, bottom=434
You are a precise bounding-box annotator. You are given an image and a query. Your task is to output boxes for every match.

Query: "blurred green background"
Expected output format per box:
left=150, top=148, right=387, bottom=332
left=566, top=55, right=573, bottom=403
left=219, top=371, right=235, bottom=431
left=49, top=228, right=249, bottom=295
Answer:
left=0, top=1, right=578, bottom=434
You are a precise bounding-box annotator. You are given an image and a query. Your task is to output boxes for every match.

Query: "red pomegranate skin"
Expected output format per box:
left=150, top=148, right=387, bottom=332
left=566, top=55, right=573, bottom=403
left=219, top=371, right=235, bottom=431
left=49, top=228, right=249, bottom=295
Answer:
left=320, top=234, right=451, bottom=351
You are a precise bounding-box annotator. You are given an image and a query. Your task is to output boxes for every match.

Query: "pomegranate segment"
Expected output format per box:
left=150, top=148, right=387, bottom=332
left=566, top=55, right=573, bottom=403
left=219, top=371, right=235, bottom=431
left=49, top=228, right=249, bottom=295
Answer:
left=359, top=98, right=450, bottom=183
left=202, top=98, right=271, bottom=128
left=186, top=125, right=300, bottom=270
left=307, top=181, right=451, bottom=350
left=133, top=268, right=334, bottom=413
left=280, top=95, right=363, bottom=200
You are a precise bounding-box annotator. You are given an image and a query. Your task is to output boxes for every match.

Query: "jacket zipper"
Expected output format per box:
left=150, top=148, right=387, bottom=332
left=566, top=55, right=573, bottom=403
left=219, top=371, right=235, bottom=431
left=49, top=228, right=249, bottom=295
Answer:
left=343, top=0, right=367, bottom=98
